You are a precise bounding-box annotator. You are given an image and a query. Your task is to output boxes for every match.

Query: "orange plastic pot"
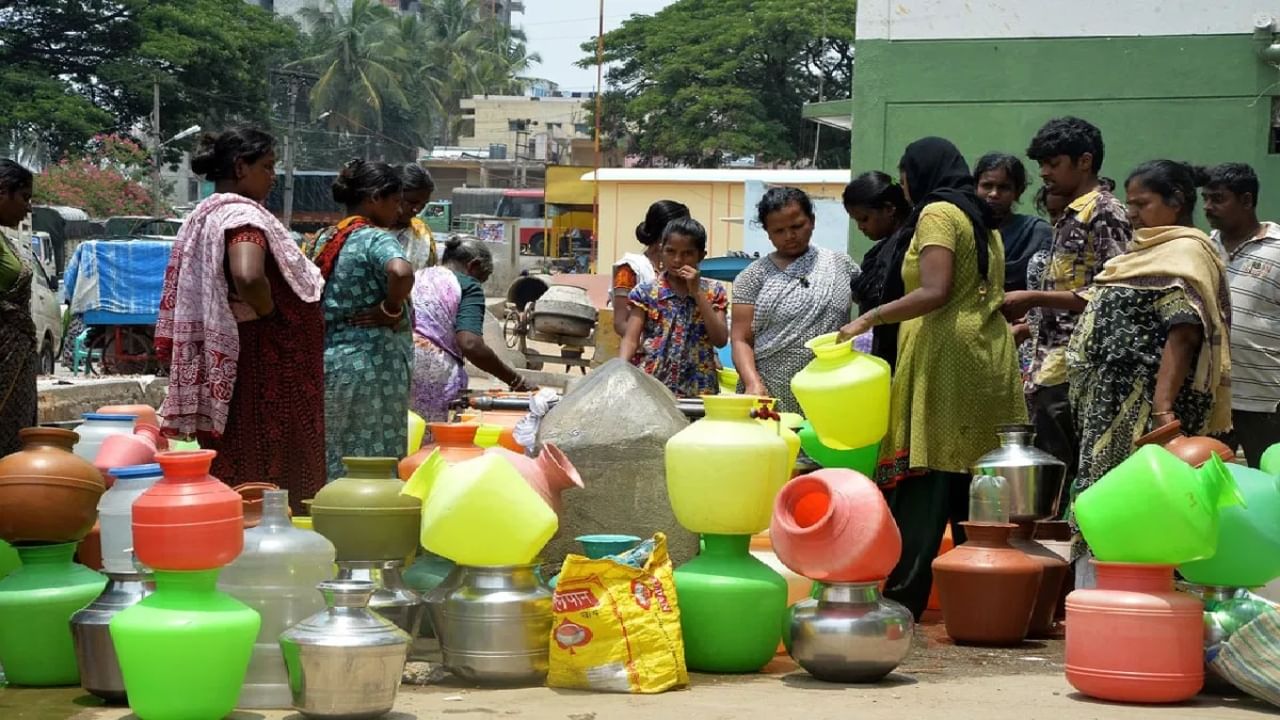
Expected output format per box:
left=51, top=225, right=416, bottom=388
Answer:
left=1065, top=562, right=1203, bottom=703
left=398, top=423, right=483, bottom=480
left=131, top=451, right=244, bottom=571
left=769, top=469, right=901, bottom=582
left=97, top=404, right=158, bottom=429
left=927, top=527, right=954, bottom=612
left=477, top=409, right=526, bottom=453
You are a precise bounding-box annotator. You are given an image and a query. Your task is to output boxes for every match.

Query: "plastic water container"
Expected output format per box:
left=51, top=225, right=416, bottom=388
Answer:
left=73, top=413, right=137, bottom=464
left=968, top=474, right=1010, bottom=524
left=408, top=411, right=426, bottom=456
left=1075, top=447, right=1242, bottom=564
left=790, top=333, right=890, bottom=450
left=98, top=464, right=163, bottom=573
left=403, top=451, right=557, bottom=566
left=218, top=490, right=336, bottom=709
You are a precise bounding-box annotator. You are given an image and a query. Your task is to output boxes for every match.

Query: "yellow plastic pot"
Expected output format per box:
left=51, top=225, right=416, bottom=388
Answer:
left=665, top=394, right=790, bottom=535
left=402, top=450, right=557, bottom=566
left=718, top=367, right=740, bottom=395
left=791, top=332, right=891, bottom=450
left=408, top=411, right=426, bottom=455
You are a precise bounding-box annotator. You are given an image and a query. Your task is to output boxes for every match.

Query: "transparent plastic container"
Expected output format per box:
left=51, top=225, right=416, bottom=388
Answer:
left=73, top=413, right=137, bottom=464
left=968, top=474, right=1010, bottom=524
left=217, top=490, right=336, bottom=709
left=98, top=464, right=163, bottom=573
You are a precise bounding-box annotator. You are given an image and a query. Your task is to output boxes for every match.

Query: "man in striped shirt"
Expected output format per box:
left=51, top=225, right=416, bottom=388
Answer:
left=1203, top=162, right=1280, bottom=467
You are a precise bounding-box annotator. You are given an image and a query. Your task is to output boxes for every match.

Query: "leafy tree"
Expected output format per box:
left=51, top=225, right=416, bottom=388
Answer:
left=579, top=0, right=856, bottom=167
left=33, top=135, right=158, bottom=216
left=0, top=1, right=300, bottom=161
left=294, top=0, right=545, bottom=158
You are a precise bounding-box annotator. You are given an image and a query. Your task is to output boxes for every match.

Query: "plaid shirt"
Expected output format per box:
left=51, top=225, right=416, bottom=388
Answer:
left=1028, top=188, right=1131, bottom=388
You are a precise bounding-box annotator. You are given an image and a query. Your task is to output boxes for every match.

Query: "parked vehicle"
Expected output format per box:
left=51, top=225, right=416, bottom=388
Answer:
left=3, top=226, right=62, bottom=375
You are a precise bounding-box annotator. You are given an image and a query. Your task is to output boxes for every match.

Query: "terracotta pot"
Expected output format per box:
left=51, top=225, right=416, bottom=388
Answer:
left=931, top=522, right=1042, bottom=646
left=0, top=427, right=106, bottom=544
left=1010, top=521, right=1068, bottom=638
left=93, top=423, right=161, bottom=479
left=769, top=469, right=902, bottom=583
left=97, top=404, right=158, bottom=429
left=131, top=450, right=244, bottom=571
left=398, top=424, right=483, bottom=480
left=233, top=482, right=292, bottom=528
left=76, top=521, right=104, bottom=571
left=1033, top=520, right=1073, bottom=621
left=484, top=443, right=583, bottom=517
left=1136, top=419, right=1235, bottom=468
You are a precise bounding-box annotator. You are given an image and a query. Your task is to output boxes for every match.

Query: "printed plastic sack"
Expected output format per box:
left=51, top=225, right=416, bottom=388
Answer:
left=547, top=533, right=688, bottom=693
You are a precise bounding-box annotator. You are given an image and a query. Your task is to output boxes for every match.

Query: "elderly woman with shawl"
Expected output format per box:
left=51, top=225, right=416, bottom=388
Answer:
left=410, top=235, right=533, bottom=422
left=838, top=137, right=1027, bottom=620
left=1025, top=160, right=1232, bottom=586
left=156, top=129, right=326, bottom=511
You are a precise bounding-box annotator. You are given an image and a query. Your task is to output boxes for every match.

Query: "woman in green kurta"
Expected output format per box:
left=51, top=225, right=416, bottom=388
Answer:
left=839, top=137, right=1027, bottom=619
left=307, top=160, right=415, bottom=482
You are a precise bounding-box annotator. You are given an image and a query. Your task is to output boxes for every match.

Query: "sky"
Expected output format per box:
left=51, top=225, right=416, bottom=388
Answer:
left=520, top=0, right=677, bottom=93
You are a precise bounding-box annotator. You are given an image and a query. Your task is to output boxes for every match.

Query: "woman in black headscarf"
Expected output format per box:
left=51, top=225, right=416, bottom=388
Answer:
left=838, top=137, right=1027, bottom=620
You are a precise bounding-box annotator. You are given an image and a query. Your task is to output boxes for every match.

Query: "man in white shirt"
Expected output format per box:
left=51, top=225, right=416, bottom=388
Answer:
left=1203, top=162, right=1280, bottom=466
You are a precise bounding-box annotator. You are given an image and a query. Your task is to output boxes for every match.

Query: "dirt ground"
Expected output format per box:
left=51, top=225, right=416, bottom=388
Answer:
left=4, top=617, right=1275, bottom=720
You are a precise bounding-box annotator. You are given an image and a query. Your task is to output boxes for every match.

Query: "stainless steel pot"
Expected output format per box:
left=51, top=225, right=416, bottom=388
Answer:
left=70, top=571, right=154, bottom=703
left=424, top=564, right=552, bottom=685
left=972, top=424, right=1066, bottom=522
left=335, top=560, right=426, bottom=659
left=280, top=580, right=410, bottom=719
left=784, top=582, right=913, bottom=683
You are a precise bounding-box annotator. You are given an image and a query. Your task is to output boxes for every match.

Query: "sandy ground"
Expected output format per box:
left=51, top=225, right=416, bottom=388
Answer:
left=4, top=620, right=1275, bottom=720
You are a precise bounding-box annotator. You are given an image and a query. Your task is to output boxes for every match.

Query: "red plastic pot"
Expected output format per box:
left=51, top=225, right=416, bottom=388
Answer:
left=769, top=469, right=901, bottom=582
left=131, top=450, right=244, bottom=571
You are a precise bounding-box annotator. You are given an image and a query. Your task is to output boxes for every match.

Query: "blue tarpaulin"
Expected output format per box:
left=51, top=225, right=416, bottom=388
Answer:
left=63, top=240, right=172, bottom=321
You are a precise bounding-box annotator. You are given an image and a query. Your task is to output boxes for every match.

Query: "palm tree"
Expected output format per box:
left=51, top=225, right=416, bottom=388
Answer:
left=295, top=0, right=407, bottom=138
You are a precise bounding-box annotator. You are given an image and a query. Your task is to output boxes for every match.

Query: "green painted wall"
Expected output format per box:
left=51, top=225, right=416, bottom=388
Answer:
left=850, top=34, right=1280, bottom=255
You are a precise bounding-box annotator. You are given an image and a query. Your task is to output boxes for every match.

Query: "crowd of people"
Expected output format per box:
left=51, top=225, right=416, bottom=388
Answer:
left=611, top=116, right=1272, bottom=617
left=0, top=116, right=1275, bottom=616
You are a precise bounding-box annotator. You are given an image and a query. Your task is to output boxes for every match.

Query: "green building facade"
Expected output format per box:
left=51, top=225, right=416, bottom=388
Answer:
left=845, top=1, right=1280, bottom=253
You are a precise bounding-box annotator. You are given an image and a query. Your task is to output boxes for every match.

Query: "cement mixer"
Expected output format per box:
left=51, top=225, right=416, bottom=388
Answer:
left=501, top=275, right=598, bottom=372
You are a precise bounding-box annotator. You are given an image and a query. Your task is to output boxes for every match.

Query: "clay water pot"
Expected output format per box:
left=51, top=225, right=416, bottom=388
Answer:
left=484, top=443, right=583, bottom=518
left=1033, top=520, right=1073, bottom=620
left=93, top=424, right=161, bottom=479
left=931, top=522, right=1042, bottom=646
left=398, top=424, right=483, bottom=480
left=1136, top=419, right=1235, bottom=468
left=131, top=450, right=244, bottom=571
left=1009, top=521, right=1068, bottom=638
left=0, top=427, right=105, bottom=544
left=77, top=522, right=104, bottom=571
left=97, top=404, right=158, bottom=429
left=769, top=469, right=901, bottom=583
left=233, top=482, right=292, bottom=529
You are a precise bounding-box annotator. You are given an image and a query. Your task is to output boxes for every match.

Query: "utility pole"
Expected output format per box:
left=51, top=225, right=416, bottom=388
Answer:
left=151, top=77, right=162, bottom=217
left=281, top=73, right=301, bottom=229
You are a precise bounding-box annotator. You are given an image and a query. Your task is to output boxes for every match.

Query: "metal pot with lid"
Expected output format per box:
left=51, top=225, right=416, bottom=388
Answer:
left=971, top=424, right=1066, bottom=522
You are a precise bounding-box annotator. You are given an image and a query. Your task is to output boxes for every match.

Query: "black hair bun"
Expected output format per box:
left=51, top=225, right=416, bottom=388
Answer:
left=188, top=133, right=220, bottom=177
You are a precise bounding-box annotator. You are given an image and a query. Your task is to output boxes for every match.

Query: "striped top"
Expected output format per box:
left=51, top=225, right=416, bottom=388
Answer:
left=1214, top=222, right=1280, bottom=412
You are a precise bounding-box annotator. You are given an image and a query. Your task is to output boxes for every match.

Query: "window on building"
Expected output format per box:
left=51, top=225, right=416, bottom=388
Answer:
left=546, top=122, right=561, bottom=131
left=1272, top=97, right=1280, bottom=154
left=508, top=119, right=530, bottom=132
left=574, top=123, right=590, bottom=135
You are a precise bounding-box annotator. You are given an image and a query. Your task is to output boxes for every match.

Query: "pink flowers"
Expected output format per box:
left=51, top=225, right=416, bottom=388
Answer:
left=33, top=134, right=160, bottom=217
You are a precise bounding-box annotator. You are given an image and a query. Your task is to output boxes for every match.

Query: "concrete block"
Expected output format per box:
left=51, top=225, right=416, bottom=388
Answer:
left=536, top=359, right=697, bottom=564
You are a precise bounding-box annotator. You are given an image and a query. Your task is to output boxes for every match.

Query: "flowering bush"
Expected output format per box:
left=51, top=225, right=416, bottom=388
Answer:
left=33, top=134, right=161, bottom=217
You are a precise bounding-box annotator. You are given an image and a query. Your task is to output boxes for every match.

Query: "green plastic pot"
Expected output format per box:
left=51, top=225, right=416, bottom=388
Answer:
left=111, top=569, right=259, bottom=720
left=0, top=540, right=18, bottom=580
left=1180, top=463, right=1280, bottom=588
left=0, top=542, right=106, bottom=686
left=1075, top=446, right=1243, bottom=564
left=403, top=552, right=456, bottom=594
left=1261, top=443, right=1280, bottom=477
left=674, top=533, right=787, bottom=673
left=797, top=421, right=880, bottom=476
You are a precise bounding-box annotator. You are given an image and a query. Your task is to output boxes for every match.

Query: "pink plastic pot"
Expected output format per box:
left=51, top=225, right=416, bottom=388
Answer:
left=484, top=443, right=583, bottom=518
left=94, top=424, right=161, bottom=481
left=770, top=469, right=901, bottom=582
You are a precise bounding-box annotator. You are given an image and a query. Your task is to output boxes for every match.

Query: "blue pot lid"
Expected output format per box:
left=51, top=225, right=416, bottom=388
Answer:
left=108, top=464, right=162, bottom=479
left=82, top=413, right=137, bottom=422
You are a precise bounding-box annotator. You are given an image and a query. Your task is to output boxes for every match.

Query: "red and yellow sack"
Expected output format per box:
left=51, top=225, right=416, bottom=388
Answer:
left=547, top=533, right=688, bottom=693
